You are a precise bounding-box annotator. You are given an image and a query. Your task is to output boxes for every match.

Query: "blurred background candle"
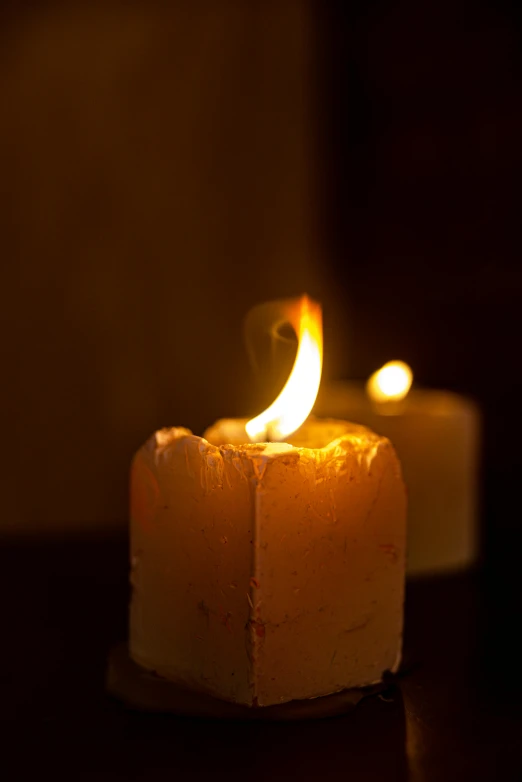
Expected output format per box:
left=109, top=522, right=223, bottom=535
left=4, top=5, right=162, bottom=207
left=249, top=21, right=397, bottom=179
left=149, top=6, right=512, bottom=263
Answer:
left=316, top=362, right=480, bottom=577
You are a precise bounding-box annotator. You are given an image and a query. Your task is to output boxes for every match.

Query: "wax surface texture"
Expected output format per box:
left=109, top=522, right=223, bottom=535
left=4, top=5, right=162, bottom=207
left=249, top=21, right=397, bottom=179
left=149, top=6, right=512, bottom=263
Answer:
left=129, top=419, right=406, bottom=707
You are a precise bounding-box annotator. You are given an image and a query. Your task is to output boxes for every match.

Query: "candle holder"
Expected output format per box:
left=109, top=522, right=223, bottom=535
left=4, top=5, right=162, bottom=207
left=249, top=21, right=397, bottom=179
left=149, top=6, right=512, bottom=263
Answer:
left=107, top=644, right=397, bottom=720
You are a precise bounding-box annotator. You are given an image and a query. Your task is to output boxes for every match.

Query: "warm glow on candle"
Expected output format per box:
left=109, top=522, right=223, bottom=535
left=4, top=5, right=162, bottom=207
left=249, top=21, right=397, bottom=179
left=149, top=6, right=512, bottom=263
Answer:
left=366, top=360, right=413, bottom=404
left=245, top=295, right=323, bottom=442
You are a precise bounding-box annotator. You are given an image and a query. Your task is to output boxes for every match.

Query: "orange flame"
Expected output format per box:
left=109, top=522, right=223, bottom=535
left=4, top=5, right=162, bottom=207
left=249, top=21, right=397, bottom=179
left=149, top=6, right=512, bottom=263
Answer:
left=366, top=360, right=413, bottom=404
left=246, top=295, right=323, bottom=442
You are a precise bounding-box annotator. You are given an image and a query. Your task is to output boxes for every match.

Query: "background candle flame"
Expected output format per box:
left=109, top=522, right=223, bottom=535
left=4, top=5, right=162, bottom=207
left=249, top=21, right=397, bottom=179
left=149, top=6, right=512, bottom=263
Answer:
left=246, top=295, right=323, bottom=442
left=366, top=360, right=413, bottom=404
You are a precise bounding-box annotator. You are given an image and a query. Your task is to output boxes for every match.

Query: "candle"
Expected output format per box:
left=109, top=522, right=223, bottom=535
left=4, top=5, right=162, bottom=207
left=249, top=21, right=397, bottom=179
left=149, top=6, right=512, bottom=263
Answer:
left=316, top=363, right=480, bottom=577
left=129, top=297, right=406, bottom=707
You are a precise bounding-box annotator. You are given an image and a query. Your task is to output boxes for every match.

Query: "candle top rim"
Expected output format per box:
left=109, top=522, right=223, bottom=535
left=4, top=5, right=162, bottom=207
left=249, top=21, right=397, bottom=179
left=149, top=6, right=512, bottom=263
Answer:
left=144, top=418, right=388, bottom=463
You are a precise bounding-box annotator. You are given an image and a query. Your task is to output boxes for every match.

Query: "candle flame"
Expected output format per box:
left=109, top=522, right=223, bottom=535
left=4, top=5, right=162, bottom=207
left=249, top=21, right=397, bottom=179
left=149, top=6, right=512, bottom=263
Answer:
left=246, top=295, right=323, bottom=442
left=366, top=360, right=413, bottom=404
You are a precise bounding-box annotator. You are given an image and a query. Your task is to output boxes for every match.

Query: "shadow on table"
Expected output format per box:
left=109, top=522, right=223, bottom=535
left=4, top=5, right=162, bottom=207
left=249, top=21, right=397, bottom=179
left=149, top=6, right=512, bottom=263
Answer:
left=102, top=687, right=407, bottom=782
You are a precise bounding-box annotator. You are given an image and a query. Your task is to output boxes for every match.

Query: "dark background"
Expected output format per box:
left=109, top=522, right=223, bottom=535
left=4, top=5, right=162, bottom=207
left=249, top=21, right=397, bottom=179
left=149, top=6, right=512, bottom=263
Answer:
left=0, top=2, right=521, bottom=778
left=3, top=0, right=519, bottom=599
left=319, top=0, right=522, bottom=636
left=1, top=0, right=520, bottom=556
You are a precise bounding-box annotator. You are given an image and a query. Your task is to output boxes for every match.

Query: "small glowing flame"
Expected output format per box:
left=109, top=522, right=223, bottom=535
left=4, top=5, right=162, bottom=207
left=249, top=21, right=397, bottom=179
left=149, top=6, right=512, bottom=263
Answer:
left=366, top=360, right=413, bottom=404
left=246, top=295, right=323, bottom=442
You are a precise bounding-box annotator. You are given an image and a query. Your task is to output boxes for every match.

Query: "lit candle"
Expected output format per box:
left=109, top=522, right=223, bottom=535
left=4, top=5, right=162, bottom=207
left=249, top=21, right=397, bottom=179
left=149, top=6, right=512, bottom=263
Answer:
left=129, top=297, right=406, bottom=707
left=316, top=362, right=480, bottom=577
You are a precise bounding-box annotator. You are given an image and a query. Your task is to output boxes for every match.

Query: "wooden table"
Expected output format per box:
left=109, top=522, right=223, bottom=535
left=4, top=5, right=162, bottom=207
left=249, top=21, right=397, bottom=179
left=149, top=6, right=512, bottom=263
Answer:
left=1, top=536, right=520, bottom=781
